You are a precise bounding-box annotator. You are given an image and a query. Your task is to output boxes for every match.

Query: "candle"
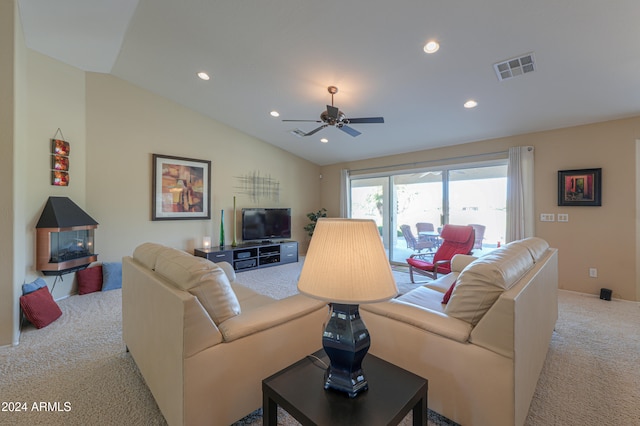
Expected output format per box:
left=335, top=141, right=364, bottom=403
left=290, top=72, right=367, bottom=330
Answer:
left=203, top=236, right=211, bottom=249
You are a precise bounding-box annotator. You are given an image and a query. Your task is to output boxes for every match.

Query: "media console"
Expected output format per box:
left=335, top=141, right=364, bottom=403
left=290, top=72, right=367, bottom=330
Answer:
left=194, top=241, right=298, bottom=272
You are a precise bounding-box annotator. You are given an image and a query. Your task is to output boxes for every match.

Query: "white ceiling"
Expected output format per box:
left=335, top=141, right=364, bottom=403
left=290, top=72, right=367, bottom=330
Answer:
left=18, top=0, right=640, bottom=166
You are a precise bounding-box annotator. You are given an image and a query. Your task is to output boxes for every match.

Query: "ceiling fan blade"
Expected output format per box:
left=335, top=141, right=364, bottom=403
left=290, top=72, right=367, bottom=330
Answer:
left=282, top=119, right=322, bottom=122
left=327, top=105, right=339, bottom=120
left=346, top=117, right=385, bottom=124
left=305, top=124, right=328, bottom=136
left=339, top=125, right=362, bottom=137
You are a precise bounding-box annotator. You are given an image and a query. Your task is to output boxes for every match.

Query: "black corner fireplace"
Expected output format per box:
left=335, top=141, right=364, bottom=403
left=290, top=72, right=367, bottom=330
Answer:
left=36, top=197, right=99, bottom=276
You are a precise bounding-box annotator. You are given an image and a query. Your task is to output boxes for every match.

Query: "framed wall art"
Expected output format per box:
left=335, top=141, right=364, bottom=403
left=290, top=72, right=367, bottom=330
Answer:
left=558, top=168, right=602, bottom=206
left=50, top=128, right=70, bottom=186
left=152, top=154, right=211, bottom=220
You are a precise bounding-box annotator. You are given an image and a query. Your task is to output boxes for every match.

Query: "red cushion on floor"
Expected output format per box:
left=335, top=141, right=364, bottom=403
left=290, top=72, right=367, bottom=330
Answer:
left=20, top=286, right=62, bottom=329
left=77, top=265, right=103, bottom=295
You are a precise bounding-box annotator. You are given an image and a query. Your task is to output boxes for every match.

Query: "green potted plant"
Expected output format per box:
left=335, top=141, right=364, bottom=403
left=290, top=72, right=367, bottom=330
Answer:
left=304, top=208, right=327, bottom=237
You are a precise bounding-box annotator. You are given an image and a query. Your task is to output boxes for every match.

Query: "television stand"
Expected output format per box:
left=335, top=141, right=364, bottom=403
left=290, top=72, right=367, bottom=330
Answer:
left=194, top=241, right=298, bottom=272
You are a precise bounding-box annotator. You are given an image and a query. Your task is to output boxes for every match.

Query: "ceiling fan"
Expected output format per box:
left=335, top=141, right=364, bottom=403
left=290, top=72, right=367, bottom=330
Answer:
left=283, top=86, right=384, bottom=137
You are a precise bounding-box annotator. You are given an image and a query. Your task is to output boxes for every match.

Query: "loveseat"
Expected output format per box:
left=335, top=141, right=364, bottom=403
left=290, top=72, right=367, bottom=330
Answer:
left=122, top=243, right=327, bottom=426
left=361, top=237, right=558, bottom=426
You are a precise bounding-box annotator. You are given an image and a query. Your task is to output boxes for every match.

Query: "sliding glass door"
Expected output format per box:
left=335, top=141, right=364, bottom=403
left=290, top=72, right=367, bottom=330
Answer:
left=448, top=165, right=507, bottom=250
left=349, top=162, right=507, bottom=264
left=391, top=172, right=443, bottom=263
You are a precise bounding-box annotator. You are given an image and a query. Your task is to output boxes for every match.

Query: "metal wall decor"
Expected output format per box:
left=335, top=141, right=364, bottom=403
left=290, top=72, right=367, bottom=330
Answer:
left=235, top=171, right=280, bottom=203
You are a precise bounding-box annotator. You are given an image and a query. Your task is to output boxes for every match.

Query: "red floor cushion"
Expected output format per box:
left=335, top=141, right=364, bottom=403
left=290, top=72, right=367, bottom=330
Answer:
left=20, top=286, right=62, bottom=329
left=77, top=265, right=103, bottom=295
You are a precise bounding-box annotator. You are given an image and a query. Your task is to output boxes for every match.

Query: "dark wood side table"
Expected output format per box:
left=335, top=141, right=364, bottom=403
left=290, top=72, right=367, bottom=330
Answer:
left=262, top=349, right=428, bottom=426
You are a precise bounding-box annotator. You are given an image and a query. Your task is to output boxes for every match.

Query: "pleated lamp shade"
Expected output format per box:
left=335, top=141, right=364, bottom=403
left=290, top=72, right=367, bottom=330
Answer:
left=297, top=218, right=398, bottom=304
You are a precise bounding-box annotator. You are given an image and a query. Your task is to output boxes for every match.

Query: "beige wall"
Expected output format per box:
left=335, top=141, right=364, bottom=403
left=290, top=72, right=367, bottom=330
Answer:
left=22, top=52, right=87, bottom=299
left=85, top=73, right=321, bottom=261
left=0, top=46, right=321, bottom=346
left=1, top=0, right=17, bottom=346
left=321, top=117, right=640, bottom=301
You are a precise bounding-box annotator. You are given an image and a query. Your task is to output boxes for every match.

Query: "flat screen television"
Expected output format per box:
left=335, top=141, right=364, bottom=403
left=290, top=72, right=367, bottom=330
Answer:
left=242, top=208, right=292, bottom=241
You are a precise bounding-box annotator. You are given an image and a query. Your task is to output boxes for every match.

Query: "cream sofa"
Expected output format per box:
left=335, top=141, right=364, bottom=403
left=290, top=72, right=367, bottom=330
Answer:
left=122, top=243, right=326, bottom=426
left=361, top=237, right=558, bottom=426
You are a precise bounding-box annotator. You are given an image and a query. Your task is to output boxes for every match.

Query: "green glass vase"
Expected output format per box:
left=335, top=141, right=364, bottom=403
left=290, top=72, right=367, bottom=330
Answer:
left=219, top=210, right=225, bottom=248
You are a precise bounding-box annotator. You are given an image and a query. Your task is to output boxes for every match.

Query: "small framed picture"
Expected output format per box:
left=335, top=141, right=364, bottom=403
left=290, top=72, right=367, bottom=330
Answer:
left=51, top=139, right=70, bottom=156
left=558, top=168, right=602, bottom=206
left=51, top=155, right=70, bottom=171
left=152, top=154, right=211, bottom=220
left=51, top=171, right=69, bottom=186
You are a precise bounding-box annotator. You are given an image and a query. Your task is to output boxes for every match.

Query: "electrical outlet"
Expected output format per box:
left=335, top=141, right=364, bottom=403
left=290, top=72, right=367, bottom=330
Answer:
left=540, top=213, right=555, bottom=222
left=558, top=213, right=569, bottom=222
left=589, top=268, right=598, bottom=278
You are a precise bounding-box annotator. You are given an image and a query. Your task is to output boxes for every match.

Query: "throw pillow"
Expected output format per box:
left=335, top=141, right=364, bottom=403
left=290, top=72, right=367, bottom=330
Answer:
left=20, top=286, right=62, bottom=329
left=154, top=250, right=241, bottom=325
left=76, top=265, right=103, bottom=295
left=102, top=262, right=122, bottom=291
left=22, top=277, right=47, bottom=295
left=442, top=281, right=456, bottom=304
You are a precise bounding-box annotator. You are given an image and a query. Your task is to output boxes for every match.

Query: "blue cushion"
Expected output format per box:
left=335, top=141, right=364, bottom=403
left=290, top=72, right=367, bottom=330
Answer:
left=22, top=278, right=47, bottom=295
left=101, top=262, right=122, bottom=291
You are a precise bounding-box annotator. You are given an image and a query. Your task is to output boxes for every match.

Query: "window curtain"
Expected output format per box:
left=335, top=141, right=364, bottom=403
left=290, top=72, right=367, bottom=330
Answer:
left=506, top=146, right=535, bottom=242
left=340, top=169, right=350, bottom=218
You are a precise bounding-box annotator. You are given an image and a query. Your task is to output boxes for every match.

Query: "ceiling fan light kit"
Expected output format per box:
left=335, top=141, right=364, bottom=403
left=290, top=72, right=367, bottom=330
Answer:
left=283, top=86, right=384, bottom=139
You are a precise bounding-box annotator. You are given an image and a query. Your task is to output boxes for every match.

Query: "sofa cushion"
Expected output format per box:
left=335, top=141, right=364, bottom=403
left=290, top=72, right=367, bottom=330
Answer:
left=397, top=286, right=447, bottom=313
left=133, top=242, right=168, bottom=270
left=509, top=237, right=549, bottom=263
left=445, top=243, right=534, bottom=326
left=154, top=249, right=241, bottom=325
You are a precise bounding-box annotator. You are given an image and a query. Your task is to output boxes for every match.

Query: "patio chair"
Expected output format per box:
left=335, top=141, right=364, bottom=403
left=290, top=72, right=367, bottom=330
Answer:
left=469, top=223, right=486, bottom=250
left=400, top=224, right=436, bottom=253
left=416, top=222, right=440, bottom=247
left=407, top=224, right=475, bottom=282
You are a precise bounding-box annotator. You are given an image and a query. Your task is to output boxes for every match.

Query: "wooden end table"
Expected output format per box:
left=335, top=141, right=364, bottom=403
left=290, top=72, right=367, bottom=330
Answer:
left=262, top=349, right=428, bottom=426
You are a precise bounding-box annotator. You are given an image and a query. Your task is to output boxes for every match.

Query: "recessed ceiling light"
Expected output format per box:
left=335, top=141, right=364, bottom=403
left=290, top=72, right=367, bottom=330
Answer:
left=423, top=40, right=440, bottom=54
left=197, top=71, right=210, bottom=81
left=270, top=111, right=280, bottom=117
left=464, top=99, right=478, bottom=109
left=320, top=138, right=328, bottom=143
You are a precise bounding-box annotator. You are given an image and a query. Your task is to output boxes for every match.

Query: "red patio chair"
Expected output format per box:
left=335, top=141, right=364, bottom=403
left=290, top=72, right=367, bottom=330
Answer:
left=407, top=224, right=475, bottom=283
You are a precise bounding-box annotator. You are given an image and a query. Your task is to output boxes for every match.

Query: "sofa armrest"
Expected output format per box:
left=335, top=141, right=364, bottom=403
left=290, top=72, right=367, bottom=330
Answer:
left=363, top=300, right=473, bottom=343
left=217, top=261, right=236, bottom=283
left=451, top=254, right=477, bottom=273
left=218, top=294, right=327, bottom=342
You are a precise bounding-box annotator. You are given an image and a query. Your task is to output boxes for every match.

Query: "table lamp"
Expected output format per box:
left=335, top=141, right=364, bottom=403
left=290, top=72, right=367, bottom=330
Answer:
left=297, top=218, right=398, bottom=398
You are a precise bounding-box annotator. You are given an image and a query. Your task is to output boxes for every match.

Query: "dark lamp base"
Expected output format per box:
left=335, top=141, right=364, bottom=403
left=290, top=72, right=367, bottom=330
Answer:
left=322, top=303, right=371, bottom=398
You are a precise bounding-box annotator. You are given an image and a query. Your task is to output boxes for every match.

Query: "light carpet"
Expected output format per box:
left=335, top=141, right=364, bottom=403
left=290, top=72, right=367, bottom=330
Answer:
left=1, top=259, right=638, bottom=426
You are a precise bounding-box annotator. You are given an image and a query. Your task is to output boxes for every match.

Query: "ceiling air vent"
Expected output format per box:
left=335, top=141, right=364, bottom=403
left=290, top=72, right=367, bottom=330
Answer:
left=493, top=53, right=535, bottom=81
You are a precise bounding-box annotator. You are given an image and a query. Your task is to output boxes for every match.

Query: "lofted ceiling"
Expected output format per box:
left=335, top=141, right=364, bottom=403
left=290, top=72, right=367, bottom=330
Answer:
left=17, top=0, right=640, bottom=166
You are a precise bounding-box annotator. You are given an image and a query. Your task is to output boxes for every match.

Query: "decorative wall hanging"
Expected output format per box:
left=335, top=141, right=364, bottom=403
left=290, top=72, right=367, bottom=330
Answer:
left=152, top=154, right=211, bottom=220
left=235, top=171, right=280, bottom=203
left=558, top=168, right=602, bottom=206
left=50, top=128, right=70, bottom=186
